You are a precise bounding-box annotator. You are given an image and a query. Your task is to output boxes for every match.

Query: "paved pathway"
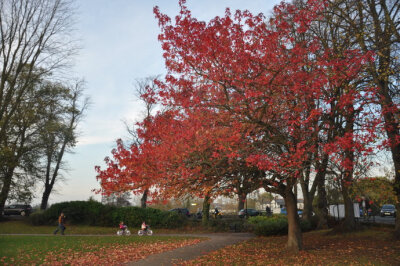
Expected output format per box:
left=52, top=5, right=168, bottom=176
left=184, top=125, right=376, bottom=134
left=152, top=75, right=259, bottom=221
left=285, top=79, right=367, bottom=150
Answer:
left=128, top=233, right=255, bottom=266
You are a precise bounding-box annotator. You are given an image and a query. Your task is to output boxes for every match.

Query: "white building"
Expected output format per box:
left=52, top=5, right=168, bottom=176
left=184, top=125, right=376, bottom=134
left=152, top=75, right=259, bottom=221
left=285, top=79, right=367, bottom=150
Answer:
left=270, top=197, right=304, bottom=214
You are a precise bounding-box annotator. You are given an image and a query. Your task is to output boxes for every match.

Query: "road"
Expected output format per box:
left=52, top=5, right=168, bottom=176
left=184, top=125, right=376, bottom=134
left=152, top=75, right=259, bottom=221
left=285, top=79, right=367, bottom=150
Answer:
left=359, top=215, right=395, bottom=225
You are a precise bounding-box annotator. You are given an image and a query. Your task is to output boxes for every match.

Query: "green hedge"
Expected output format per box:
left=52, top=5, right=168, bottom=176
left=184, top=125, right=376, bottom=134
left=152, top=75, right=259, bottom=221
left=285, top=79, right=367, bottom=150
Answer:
left=206, top=217, right=250, bottom=232
left=248, top=215, right=312, bottom=236
left=29, top=201, right=186, bottom=229
left=109, top=206, right=186, bottom=228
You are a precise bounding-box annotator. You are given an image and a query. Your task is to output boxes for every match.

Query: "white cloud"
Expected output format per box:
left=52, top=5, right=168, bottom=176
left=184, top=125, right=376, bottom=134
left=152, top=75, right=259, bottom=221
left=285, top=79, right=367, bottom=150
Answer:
left=77, top=135, right=117, bottom=146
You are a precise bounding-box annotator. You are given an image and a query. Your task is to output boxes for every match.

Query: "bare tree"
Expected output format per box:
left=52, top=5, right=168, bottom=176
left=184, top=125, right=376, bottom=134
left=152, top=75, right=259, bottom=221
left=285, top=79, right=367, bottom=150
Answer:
left=124, top=75, right=160, bottom=208
left=125, top=76, right=160, bottom=142
left=39, top=80, right=88, bottom=210
left=0, top=0, right=77, bottom=217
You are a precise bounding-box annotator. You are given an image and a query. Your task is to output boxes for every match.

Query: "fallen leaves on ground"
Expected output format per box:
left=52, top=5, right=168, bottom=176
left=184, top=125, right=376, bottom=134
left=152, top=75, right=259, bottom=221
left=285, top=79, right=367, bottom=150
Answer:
left=179, top=228, right=400, bottom=265
left=3, top=238, right=202, bottom=265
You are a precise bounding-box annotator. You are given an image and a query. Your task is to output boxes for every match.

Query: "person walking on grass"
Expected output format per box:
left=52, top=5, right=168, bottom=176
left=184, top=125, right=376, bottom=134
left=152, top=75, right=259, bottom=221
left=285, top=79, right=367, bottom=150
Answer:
left=54, top=212, right=66, bottom=235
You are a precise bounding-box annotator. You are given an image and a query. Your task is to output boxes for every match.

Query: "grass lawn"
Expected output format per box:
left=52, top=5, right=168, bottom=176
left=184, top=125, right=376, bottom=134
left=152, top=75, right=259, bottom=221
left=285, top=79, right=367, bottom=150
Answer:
left=0, top=235, right=203, bottom=265
left=0, top=220, right=221, bottom=235
left=0, top=220, right=117, bottom=235
left=180, top=227, right=400, bottom=265
left=0, top=220, right=206, bottom=264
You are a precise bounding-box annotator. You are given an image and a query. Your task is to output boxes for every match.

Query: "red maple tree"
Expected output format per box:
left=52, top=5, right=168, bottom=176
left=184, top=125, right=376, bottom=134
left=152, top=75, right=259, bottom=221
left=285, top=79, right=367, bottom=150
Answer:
left=153, top=0, right=372, bottom=251
left=96, top=0, right=377, bottom=252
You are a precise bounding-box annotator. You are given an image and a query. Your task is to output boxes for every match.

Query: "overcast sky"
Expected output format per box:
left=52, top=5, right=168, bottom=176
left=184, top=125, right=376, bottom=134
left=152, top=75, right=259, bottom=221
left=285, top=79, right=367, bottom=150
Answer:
left=32, top=0, right=282, bottom=206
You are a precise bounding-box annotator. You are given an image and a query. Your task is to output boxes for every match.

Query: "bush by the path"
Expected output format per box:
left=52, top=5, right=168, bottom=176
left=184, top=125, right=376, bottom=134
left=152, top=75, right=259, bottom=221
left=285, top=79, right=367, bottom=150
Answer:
left=206, top=217, right=250, bottom=232
left=111, top=205, right=186, bottom=228
left=29, top=201, right=186, bottom=228
left=248, top=215, right=311, bottom=236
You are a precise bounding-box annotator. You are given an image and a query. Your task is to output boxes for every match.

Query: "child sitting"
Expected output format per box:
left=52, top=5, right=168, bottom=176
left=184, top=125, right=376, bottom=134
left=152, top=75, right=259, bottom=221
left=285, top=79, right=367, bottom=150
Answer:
left=119, top=221, right=127, bottom=233
left=141, top=221, right=148, bottom=231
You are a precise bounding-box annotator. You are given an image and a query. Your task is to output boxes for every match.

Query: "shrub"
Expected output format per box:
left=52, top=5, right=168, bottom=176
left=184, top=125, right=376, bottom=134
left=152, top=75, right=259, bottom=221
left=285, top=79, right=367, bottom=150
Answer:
left=62, top=201, right=105, bottom=225
left=96, top=204, right=116, bottom=226
left=28, top=201, right=186, bottom=229
left=206, top=218, right=228, bottom=231
left=161, top=211, right=187, bottom=229
left=248, top=215, right=288, bottom=236
left=300, top=219, right=312, bottom=232
left=28, top=201, right=106, bottom=226
left=248, top=215, right=312, bottom=236
left=29, top=211, right=47, bottom=226
left=308, top=215, right=319, bottom=230
left=29, top=202, right=72, bottom=226
left=110, top=206, right=185, bottom=228
left=204, top=217, right=247, bottom=232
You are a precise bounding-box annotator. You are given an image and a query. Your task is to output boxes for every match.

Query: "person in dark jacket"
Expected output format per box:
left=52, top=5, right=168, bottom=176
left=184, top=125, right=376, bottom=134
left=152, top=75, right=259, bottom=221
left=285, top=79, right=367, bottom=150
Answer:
left=266, top=205, right=272, bottom=216
left=54, top=212, right=66, bottom=235
left=214, top=207, right=220, bottom=218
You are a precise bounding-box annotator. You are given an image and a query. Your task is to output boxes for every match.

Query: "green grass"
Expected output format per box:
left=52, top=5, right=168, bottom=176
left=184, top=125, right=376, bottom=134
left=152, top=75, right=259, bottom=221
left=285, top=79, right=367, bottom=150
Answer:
left=0, top=220, right=221, bottom=235
left=0, top=234, right=167, bottom=255
left=0, top=234, right=190, bottom=256
left=0, top=220, right=207, bottom=264
left=0, top=220, right=117, bottom=235
left=0, top=234, right=202, bottom=264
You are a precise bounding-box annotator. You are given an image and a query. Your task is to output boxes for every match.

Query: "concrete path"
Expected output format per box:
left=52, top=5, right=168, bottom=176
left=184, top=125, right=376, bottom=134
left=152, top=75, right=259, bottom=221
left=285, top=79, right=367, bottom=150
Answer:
left=128, top=233, right=255, bottom=266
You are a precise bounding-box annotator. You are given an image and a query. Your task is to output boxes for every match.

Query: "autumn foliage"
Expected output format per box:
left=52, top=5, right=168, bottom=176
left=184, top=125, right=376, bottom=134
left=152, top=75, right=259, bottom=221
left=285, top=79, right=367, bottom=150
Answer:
left=96, top=0, right=382, bottom=251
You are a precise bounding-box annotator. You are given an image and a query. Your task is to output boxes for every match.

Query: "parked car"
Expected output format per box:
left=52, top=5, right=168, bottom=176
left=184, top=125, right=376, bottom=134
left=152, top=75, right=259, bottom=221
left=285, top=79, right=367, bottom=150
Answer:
left=238, top=208, right=260, bottom=218
left=380, top=204, right=396, bottom=217
left=280, top=207, right=303, bottom=217
left=169, top=208, right=191, bottom=217
left=2, top=204, right=32, bottom=216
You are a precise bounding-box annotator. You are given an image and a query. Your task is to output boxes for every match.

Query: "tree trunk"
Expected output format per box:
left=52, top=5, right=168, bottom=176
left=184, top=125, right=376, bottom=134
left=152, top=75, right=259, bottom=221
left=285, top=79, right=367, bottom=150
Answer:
left=39, top=98, right=80, bottom=211
left=341, top=181, right=356, bottom=231
left=237, top=193, right=246, bottom=212
left=316, top=181, right=329, bottom=229
left=299, top=164, right=317, bottom=223
left=0, top=171, right=13, bottom=218
left=315, top=155, right=329, bottom=229
left=40, top=153, right=53, bottom=210
left=366, top=3, right=400, bottom=239
left=380, top=89, right=400, bottom=238
left=389, top=131, right=400, bottom=238
left=40, top=185, right=53, bottom=210
left=202, top=195, right=210, bottom=226
left=340, top=109, right=356, bottom=231
left=301, top=191, right=314, bottom=223
left=284, top=186, right=303, bottom=252
left=141, top=189, right=148, bottom=208
left=395, top=201, right=400, bottom=239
